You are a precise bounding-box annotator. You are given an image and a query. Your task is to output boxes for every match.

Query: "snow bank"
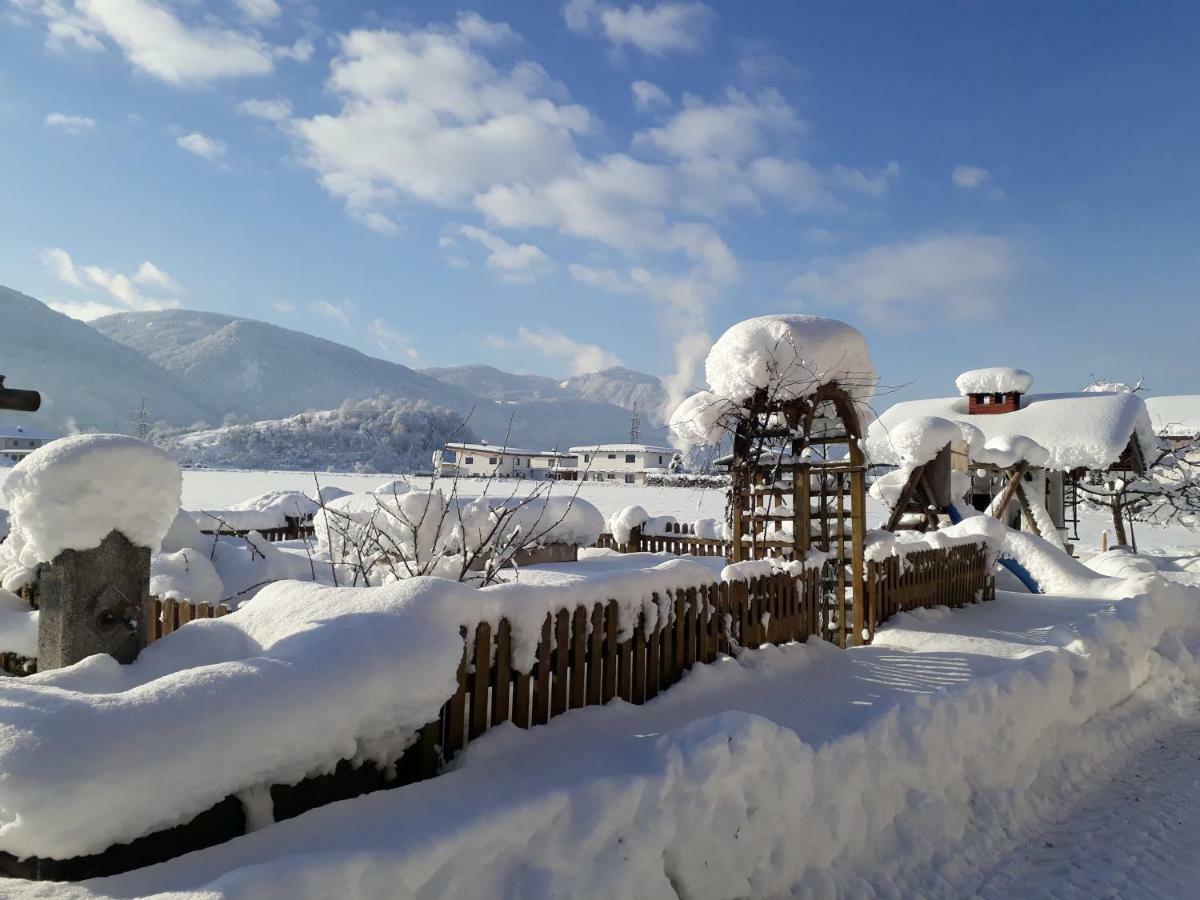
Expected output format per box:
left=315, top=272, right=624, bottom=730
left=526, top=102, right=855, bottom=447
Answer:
left=58, top=560, right=1200, bottom=899
left=1145, top=394, right=1200, bottom=439
left=0, top=435, right=180, bottom=577
left=191, top=490, right=319, bottom=532
left=705, top=314, right=876, bottom=405
left=954, top=367, right=1034, bottom=395
left=0, top=579, right=473, bottom=860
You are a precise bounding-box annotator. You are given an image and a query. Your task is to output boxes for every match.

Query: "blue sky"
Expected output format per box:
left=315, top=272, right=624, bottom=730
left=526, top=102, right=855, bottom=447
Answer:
left=2, top=0, right=1198, bottom=409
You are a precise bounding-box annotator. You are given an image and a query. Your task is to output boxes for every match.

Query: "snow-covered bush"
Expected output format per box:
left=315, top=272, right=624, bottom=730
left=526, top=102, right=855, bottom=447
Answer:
left=313, top=488, right=604, bottom=585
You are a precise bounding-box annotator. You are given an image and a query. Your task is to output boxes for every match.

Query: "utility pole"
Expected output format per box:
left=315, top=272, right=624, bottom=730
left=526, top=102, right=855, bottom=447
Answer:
left=130, top=396, right=149, bottom=440
left=630, top=401, right=640, bottom=444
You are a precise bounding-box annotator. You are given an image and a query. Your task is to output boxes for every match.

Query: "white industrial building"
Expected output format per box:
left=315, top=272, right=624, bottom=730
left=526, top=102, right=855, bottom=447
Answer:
left=439, top=443, right=575, bottom=480
left=0, top=425, right=52, bottom=464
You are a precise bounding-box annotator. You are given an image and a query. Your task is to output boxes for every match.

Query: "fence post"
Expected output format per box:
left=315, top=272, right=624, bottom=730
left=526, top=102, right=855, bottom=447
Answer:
left=37, top=529, right=150, bottom=669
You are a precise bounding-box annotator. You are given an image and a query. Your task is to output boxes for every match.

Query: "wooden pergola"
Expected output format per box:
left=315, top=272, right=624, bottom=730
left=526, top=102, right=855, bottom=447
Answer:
left=729, top=383, right=868, bottom=647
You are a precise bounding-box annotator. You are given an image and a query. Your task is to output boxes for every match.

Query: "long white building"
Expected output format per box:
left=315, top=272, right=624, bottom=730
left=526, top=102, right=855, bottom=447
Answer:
left=0, top=425, right=52, bottom=464
left=568, top=443, right=677, bottom=485
left=439, top=442, right=575, bottom=480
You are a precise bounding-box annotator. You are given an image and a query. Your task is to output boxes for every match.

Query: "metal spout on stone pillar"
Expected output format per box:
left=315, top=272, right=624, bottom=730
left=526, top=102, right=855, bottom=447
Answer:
left=37, top=529, right=149, bottom=668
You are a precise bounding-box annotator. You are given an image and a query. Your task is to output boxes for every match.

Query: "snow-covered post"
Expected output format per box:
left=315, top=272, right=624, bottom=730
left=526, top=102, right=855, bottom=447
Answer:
left=0, top=435, right=182, bottom=670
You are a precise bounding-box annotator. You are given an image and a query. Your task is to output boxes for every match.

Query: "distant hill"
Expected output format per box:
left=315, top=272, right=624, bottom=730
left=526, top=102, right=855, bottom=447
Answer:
left=423, top=364, right=669, bottom=418
left=0, top=286, right=217, bottom=434
left=90, top=308, right=650, bottom=450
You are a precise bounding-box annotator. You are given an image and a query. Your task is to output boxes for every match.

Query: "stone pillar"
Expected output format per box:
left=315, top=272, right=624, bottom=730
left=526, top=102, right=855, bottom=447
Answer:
left=37, top=529, right=150, bottom=669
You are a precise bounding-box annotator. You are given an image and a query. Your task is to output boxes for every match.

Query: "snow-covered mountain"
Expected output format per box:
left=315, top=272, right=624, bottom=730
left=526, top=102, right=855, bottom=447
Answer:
left=0, top=286, right=217, bottom=434
left=90, top=308, right=650, bottom=450
left=423, top=364, right=668, bottom=418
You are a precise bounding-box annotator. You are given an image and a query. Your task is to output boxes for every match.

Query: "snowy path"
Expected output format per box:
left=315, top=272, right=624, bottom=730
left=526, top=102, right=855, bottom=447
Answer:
left=973, top=706, right=1200, bottom=899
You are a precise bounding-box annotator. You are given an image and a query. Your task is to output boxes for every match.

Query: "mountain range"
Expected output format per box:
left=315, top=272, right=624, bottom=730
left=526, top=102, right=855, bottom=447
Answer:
left=0, top=286, right=669, bottom=454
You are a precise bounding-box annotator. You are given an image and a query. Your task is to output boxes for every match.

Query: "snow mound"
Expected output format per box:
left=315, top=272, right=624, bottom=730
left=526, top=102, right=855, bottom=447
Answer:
left=0, top=435, right=181, bottom=569
left=870, top=416, right=961, bottom=466
left=955, top=367, right=1034, bottom=395
left=973, top=434, right=1050, bottom=468
left=191, top=490, right=318, bottom=532
left=608, top=505, right=650, bottom=544
left=705, top=315, right=876, bottom=405
left=149, top=549, right=225, bottom=606
left=0, top=579, right=471, bottom=860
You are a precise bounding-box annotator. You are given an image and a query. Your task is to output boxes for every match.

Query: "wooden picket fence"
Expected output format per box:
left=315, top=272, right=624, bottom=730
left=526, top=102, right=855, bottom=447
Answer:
left=424, top=568, right=823, bottom=763
left=145, top=597, right=231, bottom=643
left=863, top=543, right=994, bottom=642
left=593, top=526, right=733, bottom=558
left=197, top=516, right=315, bottom=543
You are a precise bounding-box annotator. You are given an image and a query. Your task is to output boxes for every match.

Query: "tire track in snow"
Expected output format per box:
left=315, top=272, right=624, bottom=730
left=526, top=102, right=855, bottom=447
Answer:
left=975, top=714, right=1200, bottom=899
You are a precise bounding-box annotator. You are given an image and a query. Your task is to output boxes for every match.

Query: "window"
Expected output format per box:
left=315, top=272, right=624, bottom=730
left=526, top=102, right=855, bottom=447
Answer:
left=464, top=456, right=474, bottom=465
left=625, top=453, right=636, bottom=463
left=489, top=457, right=497, bottom=465
left=583, top=454, right=590, bottom=463
left=657, top=455, right=664, bottom=464
left=624, top=474, right=635, bottom=484
left=594, top=472, right=605, bottom=481
left=606, top=473, right=615, bottom=480
left=608, top=453, right=616, bottom=460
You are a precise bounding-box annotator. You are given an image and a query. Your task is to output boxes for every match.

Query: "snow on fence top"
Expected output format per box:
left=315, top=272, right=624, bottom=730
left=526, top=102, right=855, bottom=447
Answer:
left=670, top=314, right=876, bottom=446
left=190, top=489, right=320, bottom=532
left=0, top=435, right=180, bottom=576
left=954, top=367, right=1034, bottom=395
left=868, top=391, right=1157, bottom=472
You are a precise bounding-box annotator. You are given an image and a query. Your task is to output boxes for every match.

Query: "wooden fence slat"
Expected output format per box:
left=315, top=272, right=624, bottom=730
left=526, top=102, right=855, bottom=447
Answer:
left=684, top=587, right=697, bottom=668
left=552, top=609, right=570, bottom=717
left=631, top=614, right=646, bottom=704
left=444, top=629, right=469, bottom=757
left=492, top=619, right=512, bottom=726
left=587, top=604, right=604, bottom=706
left=602, top=600, right=619, bottom=704
left=532, top=615, right=552, bottom=726
left=646, top=594, right=661, bottom=699
left=469, top=622, right=491, bottom=740
left=570, top=606, right=587, bottom=710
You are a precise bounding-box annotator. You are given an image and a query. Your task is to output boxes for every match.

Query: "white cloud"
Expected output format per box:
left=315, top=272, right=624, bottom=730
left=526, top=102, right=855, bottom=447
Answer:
left=635, top=88, right=803, bottom=161
left=177, top=131, right=227, bottom=161
left=952, top=165, right=991, bottom=189
left=133, top=260, right=179, bottom=291
left=459, top=225, right=551, bottom=281
left=310, top=300, right=352, bottom=327
left=44, top=112, right=96, bottom=133
left=40, top=246, right=83, bottom=287
left=789, top=232, right=1018, bottom=321
left=493, top=326, right=622, bottom=375
left=23, top=0, right=282, bottom=86
left=354, top=210, right=400, bottom=235
left=237, top=97, right=293, bottom=122
left=274, top=37, right=314, bottom=63
left=40, top=246, right=181, bottom=312
left=370, top=318, right=419, bottom=361
left=631, top=80, right=670, bottom=112
left=803, top=226, right=840, bottom=243
left=273, top=301, right=296, bottom=313
left=233, top=0, right=279, bottom=24
left=830, top=160, right=900, bottom=198
left=567, top=262, right=635, bottom=292
left=564, top=0, right=714, bottom=56
left=48, top=299, right=122, bottom=321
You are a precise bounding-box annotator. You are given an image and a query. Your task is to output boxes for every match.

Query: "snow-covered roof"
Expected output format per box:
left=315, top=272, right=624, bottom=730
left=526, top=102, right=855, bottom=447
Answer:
left=954, top=367, right=1034, bottom=395
left=1144, top=395, right=1200, bottom=439
left=445, top=442, right=563, bottom=457
left=568, top=444, right=675, bottom=454
left=868, top=392, right=1157, bottom=472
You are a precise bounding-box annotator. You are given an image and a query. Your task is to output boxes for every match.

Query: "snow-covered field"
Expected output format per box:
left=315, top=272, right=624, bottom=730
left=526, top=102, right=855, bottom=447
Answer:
left=4, top=463, right=1200, bottom=898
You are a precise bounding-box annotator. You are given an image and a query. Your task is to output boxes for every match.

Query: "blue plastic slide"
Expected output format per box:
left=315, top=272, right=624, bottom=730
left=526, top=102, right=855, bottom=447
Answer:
left=942, top=503, right=1042, bottom=593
